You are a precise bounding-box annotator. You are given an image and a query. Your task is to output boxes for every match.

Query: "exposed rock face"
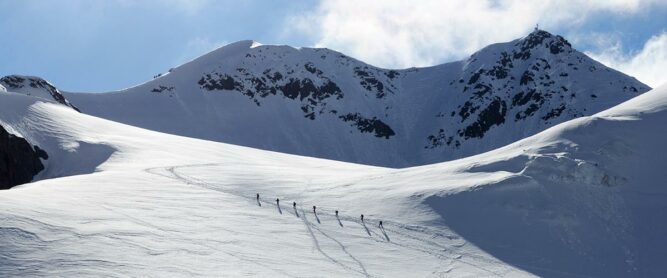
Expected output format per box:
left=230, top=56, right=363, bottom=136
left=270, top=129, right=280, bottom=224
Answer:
left=0, top=75, right=79, bottom=112
left=0, top=124, right=48, bottom=189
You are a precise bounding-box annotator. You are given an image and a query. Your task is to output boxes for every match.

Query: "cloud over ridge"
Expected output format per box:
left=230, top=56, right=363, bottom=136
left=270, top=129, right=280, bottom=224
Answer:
left=288, top=0, right=666, bottom=87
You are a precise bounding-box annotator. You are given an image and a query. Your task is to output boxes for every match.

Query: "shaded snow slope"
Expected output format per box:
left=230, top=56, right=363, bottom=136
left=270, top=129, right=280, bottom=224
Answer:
left=0, top=93, right=112, bottom=180
left=63, top=30, right=649, bottom=167
left=1, top=85, right=666, bottom=276
left=415, top=84, right=667, bottom=277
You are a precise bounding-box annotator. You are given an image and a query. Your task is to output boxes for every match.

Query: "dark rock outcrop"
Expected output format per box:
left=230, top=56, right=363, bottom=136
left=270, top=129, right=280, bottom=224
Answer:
left=339, top=113, right=395, bottom=138
left=0, top=124, right=48, bottom=189
left=198, top=66, right=344, bottom=120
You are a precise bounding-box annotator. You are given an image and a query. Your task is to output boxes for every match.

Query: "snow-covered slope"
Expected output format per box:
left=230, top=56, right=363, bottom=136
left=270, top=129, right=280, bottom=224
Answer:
left=62, top=30, right=649, bottom=167
left=0, top=92, right=530, bottom=277
left=1, top=78, right=666, bottom=276
left=412, top=84, right=667, bottom=277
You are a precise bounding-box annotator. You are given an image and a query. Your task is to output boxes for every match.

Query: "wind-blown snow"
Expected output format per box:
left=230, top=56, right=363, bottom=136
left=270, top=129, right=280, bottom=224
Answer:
left=1, top=75, right=666, bottom=277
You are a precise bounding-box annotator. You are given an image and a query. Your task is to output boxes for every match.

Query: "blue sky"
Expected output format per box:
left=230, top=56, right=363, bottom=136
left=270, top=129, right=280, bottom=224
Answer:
left=1, top=0, right=665, bottom=92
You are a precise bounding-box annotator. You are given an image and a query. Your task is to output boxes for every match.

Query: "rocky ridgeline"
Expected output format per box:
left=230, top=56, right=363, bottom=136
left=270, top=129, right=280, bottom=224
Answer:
left=0, top=75, right=80, bottom=112
left=196, top=56, right=397, bottom=138
left=191, top=31, right=648, bottom=151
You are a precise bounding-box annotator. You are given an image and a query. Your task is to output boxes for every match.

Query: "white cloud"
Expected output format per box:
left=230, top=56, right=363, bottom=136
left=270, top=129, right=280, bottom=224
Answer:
left=587, top=32, right=667, bottom=88
left=289, top=0, right=665, bottom=69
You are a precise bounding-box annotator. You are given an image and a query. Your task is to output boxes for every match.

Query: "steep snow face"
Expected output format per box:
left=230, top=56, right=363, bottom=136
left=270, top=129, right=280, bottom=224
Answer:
left=64, top=30, right=649, bottom=167
left=0, top=75, right=79, bottom=111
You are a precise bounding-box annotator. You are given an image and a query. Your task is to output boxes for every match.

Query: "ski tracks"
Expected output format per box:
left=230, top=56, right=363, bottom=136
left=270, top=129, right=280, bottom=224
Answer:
left=301, top=208, right=372, bottom=277
left=145, top=163, right=515, bottom=277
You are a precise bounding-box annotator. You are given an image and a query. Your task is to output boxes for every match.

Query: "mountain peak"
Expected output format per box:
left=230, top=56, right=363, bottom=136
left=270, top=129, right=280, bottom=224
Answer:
left=515, top=29, right=573, bottom=57
left=0, top=75, right=79, bottom=111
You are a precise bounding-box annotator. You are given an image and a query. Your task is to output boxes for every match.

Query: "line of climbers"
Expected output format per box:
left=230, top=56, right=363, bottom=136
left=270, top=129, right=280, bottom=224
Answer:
left=256, top=193, right=384, bottom=229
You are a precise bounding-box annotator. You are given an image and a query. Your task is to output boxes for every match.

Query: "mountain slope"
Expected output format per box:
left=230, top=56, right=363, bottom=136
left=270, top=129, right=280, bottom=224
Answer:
left=0, top=92, right=532, bottom=277
left=416, top=84, right=667, bottom=277
left=62, top=30, right=649, bottom=167
left=1, top=79, right=665, bottom=277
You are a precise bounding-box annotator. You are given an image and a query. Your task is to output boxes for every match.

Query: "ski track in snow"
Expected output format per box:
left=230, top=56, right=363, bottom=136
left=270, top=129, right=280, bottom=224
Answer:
left=301, top=207, right=371, bottom=278
left=144, top=163, right=516, bottom=277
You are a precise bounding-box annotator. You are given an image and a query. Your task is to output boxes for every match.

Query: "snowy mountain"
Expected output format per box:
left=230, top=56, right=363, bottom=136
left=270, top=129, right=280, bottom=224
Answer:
left=55, top=29, right=649, bottom=167
left=0, top=75, right=79, bottom=111
left=0, top=70, right=665, bottom=276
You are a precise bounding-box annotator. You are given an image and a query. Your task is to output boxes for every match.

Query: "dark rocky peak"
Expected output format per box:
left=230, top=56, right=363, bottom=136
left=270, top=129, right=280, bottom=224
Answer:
left=2, top=75, right=57, bottom=93
left=462, top=29, right=573, bottom=72
left=0, top=75, right=80, bottom=112
left=514, top=29, right=573, bottom=59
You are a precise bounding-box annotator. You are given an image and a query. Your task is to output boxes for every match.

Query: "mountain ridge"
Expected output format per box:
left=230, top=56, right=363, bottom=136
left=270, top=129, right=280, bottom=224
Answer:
left=0, top=75, right=80, bottom=111
left=2, top=29, right=651, bottom=167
